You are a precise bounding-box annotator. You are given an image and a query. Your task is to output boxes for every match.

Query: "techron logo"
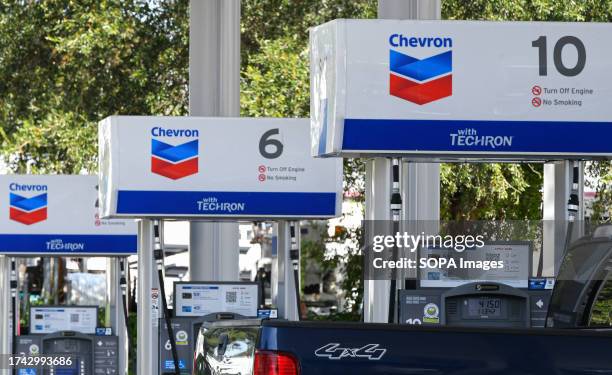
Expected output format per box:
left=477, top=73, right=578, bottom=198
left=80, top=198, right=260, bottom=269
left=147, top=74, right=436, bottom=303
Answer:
left=46, top=239, right=85, bottom=252
left=9, top=183, right=48, bottom=225
left=450, top=128, right=513, bottom=149
left=150, top=127, right=199, bottom=180
left=196, top=197, right=245, bottom=214
left=388, top=34, right=453, bottom=105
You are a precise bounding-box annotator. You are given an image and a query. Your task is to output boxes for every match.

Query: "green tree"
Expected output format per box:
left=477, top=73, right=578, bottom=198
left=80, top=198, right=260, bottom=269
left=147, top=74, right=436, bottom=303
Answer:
left=587, top=162, right=612, bottom=219
left=0, top=0, right=188, bottom=173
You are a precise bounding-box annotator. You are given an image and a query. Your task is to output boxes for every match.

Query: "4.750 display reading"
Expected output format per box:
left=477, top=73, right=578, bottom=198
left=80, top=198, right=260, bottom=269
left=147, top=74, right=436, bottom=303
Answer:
left=467, top=297, right=502, bottom=317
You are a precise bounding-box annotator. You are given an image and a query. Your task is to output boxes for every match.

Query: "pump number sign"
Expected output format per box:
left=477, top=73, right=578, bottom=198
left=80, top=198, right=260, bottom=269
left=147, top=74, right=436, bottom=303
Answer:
left=99, top=116, right=342, bottom=219
left=311, top=20, right=612, bottom=159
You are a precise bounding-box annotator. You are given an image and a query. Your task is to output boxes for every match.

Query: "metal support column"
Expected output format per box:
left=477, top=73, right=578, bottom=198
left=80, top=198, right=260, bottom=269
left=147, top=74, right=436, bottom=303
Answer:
left=0, top=256, right=11, bottom=375
left=274, top=221, right=301, bottom=320
left=398, top=2, right=441, bottom=288
left=137, top=220, right=159, bottom=375
left=363, top=159, right=392, bottom=323
left=402, top=162, right=441, bottom=222
left=188, top=0, right=240, bottom=282
left=363, top=0, right=441, bottom=323
left=401, top=161, right=441, bottom=284
left=107, top=258, right=128, bottom=375
left=379, top=0, right=440, bottom=18
left=542, top=161, right=584, bottom=277
left=271, top=231, right=279, bottom=310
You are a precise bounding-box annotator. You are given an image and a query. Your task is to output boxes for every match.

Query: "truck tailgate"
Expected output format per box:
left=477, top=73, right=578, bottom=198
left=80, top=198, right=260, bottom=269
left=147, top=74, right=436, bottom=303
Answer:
left=260, top=321, right=612, bottom=375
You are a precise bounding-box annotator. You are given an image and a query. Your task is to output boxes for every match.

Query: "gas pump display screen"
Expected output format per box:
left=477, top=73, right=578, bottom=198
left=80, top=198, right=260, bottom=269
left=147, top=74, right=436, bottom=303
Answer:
left=420, top=242, right=531, bottom=289
left=30, top=306, right=98, bottom=334
left=460, top=295, right=510, bottom=320
left=174, top=282, right=259, bottom=317
left=466, top=297, right=502, bottom=318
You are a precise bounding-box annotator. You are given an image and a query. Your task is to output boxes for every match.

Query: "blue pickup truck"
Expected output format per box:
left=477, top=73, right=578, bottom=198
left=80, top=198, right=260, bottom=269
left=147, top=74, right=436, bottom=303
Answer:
left=192, top=230, right=612, bottom=375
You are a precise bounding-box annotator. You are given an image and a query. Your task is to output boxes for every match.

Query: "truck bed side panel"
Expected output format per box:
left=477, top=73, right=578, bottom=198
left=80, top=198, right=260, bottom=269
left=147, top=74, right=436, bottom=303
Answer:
left=260, top=323, right=612, bottom=375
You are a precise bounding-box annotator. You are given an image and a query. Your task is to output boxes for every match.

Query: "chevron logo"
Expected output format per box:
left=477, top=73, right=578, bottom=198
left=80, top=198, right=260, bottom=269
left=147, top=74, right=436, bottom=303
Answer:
left=389, top=46, right=452, bottom=105
left=151, top=138, right=199, bottom=180
left=9, top=192, right=48, bottom=225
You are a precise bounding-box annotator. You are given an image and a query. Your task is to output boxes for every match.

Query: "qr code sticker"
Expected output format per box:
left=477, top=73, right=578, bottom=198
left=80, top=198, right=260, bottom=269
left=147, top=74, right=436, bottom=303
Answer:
left=226, top=291, right=237, bottom=303
left=70, top=314, right=80, bottom=323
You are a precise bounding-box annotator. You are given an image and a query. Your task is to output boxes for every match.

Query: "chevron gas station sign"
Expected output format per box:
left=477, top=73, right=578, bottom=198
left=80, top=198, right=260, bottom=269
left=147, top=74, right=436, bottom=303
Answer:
left=0, top=175, right=137, bottom=255
left=310, top=19, right=612, bottom=160
left=98, top=116, right=342, bottom=219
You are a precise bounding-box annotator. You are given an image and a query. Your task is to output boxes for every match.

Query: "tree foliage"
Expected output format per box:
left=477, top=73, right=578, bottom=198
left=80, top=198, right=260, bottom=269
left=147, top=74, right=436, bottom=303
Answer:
left=0, top=0, right=188, bottom=173
left=242, top=36, right=309, bottom=118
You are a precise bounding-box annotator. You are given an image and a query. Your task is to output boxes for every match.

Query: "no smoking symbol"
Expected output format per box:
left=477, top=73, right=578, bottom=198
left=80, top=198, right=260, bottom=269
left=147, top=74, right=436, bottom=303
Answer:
left=258, top=174, right=266, bottom=182
left=532, top=97, right=542, bottom=107
left=258, top=165, right=266, bottom=173
left=532, top=85, right=542, bottom=96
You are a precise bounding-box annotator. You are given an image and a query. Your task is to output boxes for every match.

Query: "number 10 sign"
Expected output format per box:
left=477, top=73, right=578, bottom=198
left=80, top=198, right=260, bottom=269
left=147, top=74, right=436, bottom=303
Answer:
left=98, top=116, right=342, bottom=219
left=311, top=20, right=612, bottom=159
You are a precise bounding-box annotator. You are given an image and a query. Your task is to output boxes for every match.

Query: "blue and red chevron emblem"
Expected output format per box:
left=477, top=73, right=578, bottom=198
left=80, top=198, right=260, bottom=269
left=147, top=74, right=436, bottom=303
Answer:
left=151, top=139, right=199, bottom=180
left=389, top=49, right=452, bottom=105
left=9, top=192, right=48, bottom=225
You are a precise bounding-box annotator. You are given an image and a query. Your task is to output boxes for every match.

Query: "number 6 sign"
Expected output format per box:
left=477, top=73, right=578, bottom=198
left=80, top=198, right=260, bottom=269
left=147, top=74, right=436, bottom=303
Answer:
left=99, top=116, right=342, bottom=219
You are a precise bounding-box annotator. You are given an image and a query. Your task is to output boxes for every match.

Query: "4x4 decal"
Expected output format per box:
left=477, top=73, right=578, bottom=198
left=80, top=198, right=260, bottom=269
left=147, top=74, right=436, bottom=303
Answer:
left=314, top=343, right=387, bottom=361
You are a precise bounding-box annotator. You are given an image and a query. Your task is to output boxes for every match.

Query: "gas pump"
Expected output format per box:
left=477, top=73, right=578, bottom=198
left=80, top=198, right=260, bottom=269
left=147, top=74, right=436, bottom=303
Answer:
left=397, top=240, right=555, bottom=328
left=0, top=175, right=138, bottom=375
left=398, top=281, right=554, bottom=328
left=14, top=306, right=119, bottom=375
left=156, top=276, right=261, bottom=375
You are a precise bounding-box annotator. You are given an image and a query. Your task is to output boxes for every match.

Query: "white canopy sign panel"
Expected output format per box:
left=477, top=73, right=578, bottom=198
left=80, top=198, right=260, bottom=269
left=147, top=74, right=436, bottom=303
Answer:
left=0, top=175, right=137, bottom=255
left=99, top=116, right=342, bottom=219
left=311, top=19, right=612, bottom=159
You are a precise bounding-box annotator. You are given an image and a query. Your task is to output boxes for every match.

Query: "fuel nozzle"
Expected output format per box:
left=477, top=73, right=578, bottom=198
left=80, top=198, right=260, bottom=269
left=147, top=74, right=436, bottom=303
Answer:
left=567, top=162, right=580, bottom=222
left=391, top=159, right=402, bottom=221
left=567, top=193, right=579, bottom=221
left=153, top=220, right=164, bottom=265
left=289, top=222, right=299, bottom=269
left=119, top=258, right=127, bottom=288
left=10, top=258, right=17, bottom=296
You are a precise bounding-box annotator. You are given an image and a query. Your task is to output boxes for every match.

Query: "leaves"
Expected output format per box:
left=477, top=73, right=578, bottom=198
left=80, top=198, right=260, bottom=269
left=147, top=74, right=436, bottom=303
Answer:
left=0, top=0, right=189, bottom=173
left=440, top=163, right=543, bottom=220
left=586, top=161, right=612, bottom=220
left=241, top=36, right=310, bottom=118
